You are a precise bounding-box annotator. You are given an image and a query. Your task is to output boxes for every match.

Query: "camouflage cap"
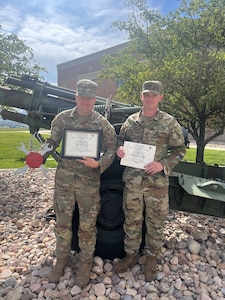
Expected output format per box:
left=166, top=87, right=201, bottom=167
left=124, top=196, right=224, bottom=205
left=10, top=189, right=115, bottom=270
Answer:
left=76, top=79, right=97, bottom=97
left=142, top=81, right=164, bottom=95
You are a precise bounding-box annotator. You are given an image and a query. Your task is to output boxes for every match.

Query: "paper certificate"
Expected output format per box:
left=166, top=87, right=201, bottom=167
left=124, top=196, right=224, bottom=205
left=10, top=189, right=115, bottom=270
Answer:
left=120, top=141, right=156, bottom=169
left=62, top=128, right=101, bottom=159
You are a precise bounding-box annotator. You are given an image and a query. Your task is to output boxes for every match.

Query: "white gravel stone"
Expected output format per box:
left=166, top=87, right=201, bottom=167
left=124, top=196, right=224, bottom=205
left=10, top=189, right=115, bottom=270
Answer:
left=0, top=169, right=224, bottom=300
left=187, top=238, right=202, bottom=254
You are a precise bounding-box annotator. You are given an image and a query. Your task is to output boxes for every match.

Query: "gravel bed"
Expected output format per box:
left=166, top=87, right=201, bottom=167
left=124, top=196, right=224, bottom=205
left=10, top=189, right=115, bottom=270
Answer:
left=0, top=169, right=225, bottom=300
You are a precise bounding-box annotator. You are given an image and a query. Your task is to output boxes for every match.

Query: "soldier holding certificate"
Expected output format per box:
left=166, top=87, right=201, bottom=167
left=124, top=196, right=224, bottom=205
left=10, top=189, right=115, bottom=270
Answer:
left=114, top=80, right=186, bottom=281
left=42, top=79, right=117, bottom=287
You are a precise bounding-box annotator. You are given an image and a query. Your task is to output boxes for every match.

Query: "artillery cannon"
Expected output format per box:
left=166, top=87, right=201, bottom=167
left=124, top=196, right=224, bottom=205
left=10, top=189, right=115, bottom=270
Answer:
left=1, top=74, right=224, bottom=259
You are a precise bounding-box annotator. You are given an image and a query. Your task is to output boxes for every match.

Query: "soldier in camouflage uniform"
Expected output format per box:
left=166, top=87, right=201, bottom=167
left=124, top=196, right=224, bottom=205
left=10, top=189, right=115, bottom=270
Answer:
left=114, top=81, right=186, bottom=281
left=42, top=79, right=117, bottom=287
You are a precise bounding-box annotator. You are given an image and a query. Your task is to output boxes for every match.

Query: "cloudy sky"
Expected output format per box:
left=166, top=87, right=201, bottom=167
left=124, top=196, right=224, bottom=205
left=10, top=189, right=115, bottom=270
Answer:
left=0, top=0, right=180, bottom=85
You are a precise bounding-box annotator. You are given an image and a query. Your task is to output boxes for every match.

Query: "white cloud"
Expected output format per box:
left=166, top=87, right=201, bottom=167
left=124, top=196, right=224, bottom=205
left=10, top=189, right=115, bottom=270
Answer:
left=0, top=1, right=129, bottom=84
left=0, top=0, right=177, bottom=84
left=15, top=15, right=127, bottom=84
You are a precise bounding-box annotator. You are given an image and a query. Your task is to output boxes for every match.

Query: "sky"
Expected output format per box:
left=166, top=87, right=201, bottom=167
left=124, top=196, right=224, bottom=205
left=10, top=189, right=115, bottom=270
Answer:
left=0, top=0, right=180, bottom=85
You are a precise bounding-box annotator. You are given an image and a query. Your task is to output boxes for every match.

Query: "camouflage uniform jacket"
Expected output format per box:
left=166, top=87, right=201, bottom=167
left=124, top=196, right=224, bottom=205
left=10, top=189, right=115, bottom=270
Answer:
left=44, top=107, right=117, bottom=174
left=118, top=109, right=186, bottom=177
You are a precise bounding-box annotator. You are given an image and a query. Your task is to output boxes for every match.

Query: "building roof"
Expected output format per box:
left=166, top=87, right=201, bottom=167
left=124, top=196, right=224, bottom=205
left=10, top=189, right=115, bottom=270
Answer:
left=57, top=41, right=129, bottom=71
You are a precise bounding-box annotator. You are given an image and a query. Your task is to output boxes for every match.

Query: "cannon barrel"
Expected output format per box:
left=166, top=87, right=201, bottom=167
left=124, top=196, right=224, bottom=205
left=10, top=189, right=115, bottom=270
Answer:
left=7, top=74, right=76, bottom=101
left=6, top=74, right=137, bottom=108
left=0, top=85, right=76, bottom=115
left=1, top=110, right=51, bottom=130
left=0, top=74, right=141, bottom=132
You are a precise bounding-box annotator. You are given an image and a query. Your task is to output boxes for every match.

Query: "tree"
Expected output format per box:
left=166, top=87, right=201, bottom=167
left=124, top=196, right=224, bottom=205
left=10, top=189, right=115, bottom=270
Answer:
left=100, top=0, right=225, bottom=163
left=0, top=24, right=46, bottom=87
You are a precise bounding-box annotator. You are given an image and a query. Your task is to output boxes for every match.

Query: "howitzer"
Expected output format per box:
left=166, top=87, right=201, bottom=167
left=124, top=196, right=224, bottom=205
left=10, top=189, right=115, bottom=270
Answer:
left=1, top=74, right=224, bottom=260
left=0, top=74, right=140, bottom=134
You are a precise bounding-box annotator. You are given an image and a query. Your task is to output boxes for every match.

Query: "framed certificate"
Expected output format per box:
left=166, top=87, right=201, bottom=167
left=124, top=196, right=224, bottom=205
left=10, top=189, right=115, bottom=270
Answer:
left=120, top=141, right=156, bottom=169
left=62, top=128, right=101, bottom=159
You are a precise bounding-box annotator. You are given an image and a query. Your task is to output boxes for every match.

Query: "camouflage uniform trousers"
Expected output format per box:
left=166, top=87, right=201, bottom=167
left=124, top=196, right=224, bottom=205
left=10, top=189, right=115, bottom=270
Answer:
left=53, top=167, right=100, bottom=262
left=122, top=175, right=169, bottom=256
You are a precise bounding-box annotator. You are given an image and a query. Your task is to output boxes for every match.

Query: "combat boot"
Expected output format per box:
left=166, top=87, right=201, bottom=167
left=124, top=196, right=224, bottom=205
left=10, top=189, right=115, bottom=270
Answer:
left=114, top=253, right=139, bottom=273
left=75, top=262, right=91, bottom=287
left=48, top=257, right=69, bottom=283
left=144, top=254, right=158, bottom=282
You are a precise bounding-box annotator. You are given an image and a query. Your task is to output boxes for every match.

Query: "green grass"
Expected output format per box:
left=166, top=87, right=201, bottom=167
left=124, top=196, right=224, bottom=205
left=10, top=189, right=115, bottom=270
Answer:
left=0, top=129, right=225, bottom=169
left=183, top=147, right=225, bottom=166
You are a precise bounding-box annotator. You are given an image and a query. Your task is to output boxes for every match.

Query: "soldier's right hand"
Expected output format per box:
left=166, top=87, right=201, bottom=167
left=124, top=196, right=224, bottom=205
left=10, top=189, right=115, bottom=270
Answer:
left=116, top=146, right=125, bottom=158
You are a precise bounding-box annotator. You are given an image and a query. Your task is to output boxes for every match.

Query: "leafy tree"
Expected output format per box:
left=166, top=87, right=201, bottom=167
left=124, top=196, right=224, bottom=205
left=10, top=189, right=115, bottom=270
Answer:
left=100, top=0, right=225, bottom=163
left=0, top=24, right=46, bottom=87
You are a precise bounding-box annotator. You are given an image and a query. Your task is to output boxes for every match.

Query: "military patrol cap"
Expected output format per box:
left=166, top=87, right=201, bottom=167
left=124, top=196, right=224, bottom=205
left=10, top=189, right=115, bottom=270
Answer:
left=76, top=79, right=97, bottom=97
left=142, top=81, right=164, bottom=95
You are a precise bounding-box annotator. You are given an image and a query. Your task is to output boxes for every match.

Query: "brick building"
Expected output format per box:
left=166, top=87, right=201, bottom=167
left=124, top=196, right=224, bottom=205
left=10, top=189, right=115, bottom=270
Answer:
left=57, top=42, right=129, bottom=99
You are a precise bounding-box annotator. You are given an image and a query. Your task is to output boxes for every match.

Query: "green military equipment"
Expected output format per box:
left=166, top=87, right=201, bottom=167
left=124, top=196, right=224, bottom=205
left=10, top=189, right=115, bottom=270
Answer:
left=0, top=74, right=224, bottom=260
left=170, top=161, right=225, bottom=218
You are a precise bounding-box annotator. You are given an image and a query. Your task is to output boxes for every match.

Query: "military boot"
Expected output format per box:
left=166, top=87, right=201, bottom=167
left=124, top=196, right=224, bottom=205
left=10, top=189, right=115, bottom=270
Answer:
left=144, top=254, right=158, bottom=282
left=48, top=257, right=69, bottom=283
left=75, top=262, right=91, bottom=287
left=114, top=253, right=139, bottom=273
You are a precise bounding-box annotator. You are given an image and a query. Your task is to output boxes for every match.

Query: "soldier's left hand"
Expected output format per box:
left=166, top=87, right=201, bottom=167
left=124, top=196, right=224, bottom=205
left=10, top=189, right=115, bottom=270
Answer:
left=144, top=161, right=163, bottom=174
left=76, top=157, right=100, bottom=168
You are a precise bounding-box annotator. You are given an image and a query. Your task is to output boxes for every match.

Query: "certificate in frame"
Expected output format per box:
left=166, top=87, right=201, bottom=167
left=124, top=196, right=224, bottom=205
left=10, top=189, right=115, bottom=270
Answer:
left=62, top=128, right=101, bottom=159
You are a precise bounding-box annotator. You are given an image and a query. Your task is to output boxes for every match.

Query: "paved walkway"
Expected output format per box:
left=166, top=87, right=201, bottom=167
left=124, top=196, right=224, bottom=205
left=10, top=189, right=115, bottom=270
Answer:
left=189, top=141, right=225, bottom=150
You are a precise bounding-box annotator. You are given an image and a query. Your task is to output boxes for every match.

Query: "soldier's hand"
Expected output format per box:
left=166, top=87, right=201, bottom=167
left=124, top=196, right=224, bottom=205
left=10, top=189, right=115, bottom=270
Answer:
left=144, top=161, right=163, bottom=174
left=76, top=157, right=100, bottom=168
left=116, top=146, right=125, bottom=158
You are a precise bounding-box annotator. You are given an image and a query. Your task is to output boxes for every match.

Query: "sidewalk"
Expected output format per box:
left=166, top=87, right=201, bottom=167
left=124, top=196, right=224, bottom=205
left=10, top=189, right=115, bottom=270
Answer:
left=189, top=141, right=225, bottom=150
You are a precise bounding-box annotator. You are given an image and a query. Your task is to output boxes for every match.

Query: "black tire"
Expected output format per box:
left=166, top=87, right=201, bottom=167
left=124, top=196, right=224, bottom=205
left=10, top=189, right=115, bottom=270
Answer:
left=95, top=227, right=125, bottom=259
left=95, top=180, right=125, bottom=259
left=97, top=181, right=124, bottom=230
